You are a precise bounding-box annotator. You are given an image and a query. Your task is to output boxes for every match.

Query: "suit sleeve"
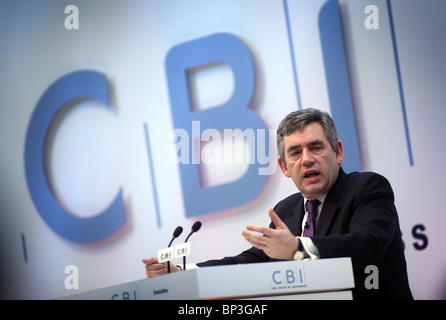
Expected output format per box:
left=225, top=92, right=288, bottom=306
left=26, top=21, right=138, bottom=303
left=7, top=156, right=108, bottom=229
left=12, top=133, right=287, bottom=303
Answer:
left=311, top=173, right=400, bottom=268
left=196, top=245, right=270, bottom=267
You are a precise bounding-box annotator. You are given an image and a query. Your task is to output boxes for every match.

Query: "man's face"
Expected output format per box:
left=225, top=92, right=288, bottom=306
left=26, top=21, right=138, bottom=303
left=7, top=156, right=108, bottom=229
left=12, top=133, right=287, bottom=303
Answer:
left=278, top=122, right=344, bottom=199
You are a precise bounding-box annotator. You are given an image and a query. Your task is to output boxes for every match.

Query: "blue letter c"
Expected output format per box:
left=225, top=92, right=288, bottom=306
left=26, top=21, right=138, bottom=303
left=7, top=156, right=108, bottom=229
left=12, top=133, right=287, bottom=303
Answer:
left=24, top=70, right=126, bottom=243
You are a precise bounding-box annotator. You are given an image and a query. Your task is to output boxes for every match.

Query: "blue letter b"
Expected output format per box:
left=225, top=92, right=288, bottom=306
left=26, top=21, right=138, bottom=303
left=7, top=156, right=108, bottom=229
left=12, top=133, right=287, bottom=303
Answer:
left=166, top=33, right=268, bottom=217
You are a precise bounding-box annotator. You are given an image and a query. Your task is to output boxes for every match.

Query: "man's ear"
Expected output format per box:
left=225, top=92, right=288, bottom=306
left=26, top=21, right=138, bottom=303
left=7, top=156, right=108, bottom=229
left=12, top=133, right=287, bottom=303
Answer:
left=278, top=156, right=291, bottom=178
left=335, top=140, right=344, bottom=166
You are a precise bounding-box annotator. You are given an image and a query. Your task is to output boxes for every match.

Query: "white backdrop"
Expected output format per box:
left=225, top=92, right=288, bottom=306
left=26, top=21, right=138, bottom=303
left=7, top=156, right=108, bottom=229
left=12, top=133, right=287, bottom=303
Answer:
left=0, top=0, right=445, bottom=299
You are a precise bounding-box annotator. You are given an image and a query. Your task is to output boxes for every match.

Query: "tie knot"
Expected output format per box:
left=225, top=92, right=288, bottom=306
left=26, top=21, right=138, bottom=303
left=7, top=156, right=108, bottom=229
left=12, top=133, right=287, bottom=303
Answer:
left=305, top=199, right=320, bottom=214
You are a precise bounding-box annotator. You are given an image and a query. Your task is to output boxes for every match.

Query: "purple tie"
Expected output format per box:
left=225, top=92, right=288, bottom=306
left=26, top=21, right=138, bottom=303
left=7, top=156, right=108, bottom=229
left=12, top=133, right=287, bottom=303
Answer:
left=304, top=199, right=320, bottom=237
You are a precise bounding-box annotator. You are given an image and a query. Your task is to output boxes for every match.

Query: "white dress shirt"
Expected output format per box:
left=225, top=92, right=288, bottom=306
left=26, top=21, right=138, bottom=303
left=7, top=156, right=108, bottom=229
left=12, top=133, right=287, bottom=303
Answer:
left=297, top=194, right=327, bottom=260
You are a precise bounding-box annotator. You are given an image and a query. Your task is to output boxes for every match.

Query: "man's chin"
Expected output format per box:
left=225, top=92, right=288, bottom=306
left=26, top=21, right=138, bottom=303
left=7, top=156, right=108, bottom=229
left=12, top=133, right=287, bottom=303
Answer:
left=300, top=185, right=324, bottom=199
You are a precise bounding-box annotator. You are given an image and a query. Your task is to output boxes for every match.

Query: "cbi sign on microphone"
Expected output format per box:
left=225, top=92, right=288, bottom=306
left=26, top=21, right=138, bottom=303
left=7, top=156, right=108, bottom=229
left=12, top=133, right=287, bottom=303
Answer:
left=158, top=242, right=191, bottom=263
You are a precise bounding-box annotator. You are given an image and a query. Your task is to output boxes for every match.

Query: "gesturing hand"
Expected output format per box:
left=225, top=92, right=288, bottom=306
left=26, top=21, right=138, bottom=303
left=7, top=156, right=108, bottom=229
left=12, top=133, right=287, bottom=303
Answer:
left=242, top=208, right=299, bottom=260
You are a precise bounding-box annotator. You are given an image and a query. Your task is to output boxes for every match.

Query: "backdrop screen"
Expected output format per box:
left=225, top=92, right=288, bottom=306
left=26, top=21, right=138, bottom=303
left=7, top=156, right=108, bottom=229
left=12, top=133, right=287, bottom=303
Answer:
left=1, top=0, right=445, bottom=299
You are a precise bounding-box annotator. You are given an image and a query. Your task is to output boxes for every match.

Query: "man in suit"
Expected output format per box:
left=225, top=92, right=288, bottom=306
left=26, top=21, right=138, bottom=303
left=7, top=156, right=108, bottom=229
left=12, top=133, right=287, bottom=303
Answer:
left=143, top=108, right=413, bottom=300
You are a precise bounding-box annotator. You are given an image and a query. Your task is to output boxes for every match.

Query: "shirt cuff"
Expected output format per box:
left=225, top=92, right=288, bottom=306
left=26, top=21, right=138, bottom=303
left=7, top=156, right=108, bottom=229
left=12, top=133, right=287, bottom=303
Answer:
left=298, top=237, right=320, bottom=260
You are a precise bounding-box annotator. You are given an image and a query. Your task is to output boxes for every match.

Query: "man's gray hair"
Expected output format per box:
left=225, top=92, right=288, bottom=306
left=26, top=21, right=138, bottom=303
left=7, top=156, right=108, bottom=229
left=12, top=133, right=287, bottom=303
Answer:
left=277, top=108, right=339, bottom=162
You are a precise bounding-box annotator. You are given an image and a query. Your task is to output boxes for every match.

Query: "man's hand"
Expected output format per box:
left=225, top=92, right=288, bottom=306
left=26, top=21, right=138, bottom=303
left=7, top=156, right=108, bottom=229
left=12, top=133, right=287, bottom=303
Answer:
left=141, top=257, right=182, bottom=278
left=242, top=208, right=299, bottom=260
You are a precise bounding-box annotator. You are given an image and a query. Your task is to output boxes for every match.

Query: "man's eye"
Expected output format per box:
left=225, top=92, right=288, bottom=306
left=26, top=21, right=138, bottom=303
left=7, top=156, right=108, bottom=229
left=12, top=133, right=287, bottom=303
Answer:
left=290, top=151, right=301, bottom=158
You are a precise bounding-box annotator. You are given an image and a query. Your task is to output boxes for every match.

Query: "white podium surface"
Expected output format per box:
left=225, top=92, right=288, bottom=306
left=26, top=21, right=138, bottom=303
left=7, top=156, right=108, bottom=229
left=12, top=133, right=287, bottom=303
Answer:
left=61, top=258, right=354, bottom=300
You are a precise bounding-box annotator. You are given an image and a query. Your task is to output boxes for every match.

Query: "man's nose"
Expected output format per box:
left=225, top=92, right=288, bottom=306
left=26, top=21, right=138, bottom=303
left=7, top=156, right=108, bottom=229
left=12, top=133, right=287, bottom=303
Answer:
left=301, top=148, right=314, bottom=166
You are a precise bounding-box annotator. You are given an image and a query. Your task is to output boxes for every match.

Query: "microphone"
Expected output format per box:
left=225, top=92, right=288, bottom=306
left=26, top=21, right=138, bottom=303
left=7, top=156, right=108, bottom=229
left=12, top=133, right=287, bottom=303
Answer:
left=168, top=226, right=183, bottom=247
left=167, top=226, right=183, bottom=273
left=185, top=221, right=202, bottom=242
left=183, top=221, right=202, bottom=270
left=304, top=222, right=309, bottom=229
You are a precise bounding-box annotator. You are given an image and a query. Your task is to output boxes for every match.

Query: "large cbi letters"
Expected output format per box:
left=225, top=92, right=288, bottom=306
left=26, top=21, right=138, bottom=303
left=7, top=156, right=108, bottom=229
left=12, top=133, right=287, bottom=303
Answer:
left=25, top=34, right=269, bottom=242
left=24, top=30, right=358, bottom=243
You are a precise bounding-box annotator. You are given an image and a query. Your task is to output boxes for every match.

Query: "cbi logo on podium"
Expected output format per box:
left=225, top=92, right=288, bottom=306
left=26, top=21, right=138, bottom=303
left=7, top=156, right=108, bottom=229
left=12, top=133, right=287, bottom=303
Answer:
left=271, top=266, right=306, bottom=290
left=158, top=242, right=191, bottom=263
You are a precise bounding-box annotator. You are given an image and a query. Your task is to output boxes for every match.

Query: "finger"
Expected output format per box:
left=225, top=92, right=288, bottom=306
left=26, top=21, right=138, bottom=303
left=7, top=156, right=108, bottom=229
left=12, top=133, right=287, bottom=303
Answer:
left=242, top=230, right=269, bottom=248
left=268, top=208, right=288, bottom=230
left=246, top=223, right=280, bottom=239
left=245, top=223, right=270, bottom=235
left=142, top=256, right=168, bottom=273
left=146, top=262, right=166, bottom=271
left=142, top=256, right=158, bottom=265
left=146, top=266, right=168, bottom=278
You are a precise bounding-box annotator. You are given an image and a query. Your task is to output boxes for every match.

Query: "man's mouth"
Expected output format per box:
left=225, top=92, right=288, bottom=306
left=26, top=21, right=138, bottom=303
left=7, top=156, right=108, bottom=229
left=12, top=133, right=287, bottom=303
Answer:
left=304, top=170, right=320, bottom=179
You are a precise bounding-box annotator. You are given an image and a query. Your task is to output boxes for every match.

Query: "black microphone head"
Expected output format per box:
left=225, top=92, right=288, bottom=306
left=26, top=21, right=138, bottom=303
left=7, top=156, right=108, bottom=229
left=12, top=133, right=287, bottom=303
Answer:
left=184, top=221, right=202, bottom=242
left=173, top=226, right=183, bottom=238
left=191, top=221, right=202, bottom=232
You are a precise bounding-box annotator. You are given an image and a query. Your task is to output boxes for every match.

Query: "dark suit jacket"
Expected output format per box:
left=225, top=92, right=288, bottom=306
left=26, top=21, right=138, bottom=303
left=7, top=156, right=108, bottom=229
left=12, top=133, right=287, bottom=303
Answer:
left=197, top=168, right=413, bottom=300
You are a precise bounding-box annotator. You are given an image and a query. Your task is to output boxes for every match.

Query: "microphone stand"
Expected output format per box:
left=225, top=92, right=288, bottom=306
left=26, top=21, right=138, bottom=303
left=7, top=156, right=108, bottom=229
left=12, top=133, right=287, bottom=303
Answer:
left=167, top=226, right=183, bottom=273
left=183, top=221, right=202, bottom=270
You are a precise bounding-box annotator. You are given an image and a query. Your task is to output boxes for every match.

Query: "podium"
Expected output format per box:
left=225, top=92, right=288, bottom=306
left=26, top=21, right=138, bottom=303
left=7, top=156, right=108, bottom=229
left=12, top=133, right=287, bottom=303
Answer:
left=60, top=258, right=354, bottom=300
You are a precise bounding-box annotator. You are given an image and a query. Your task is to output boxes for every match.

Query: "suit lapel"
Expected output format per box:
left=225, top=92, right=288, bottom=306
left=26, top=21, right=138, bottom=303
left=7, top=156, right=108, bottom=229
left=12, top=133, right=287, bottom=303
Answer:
left=293, top=197, right=305, bottom=236
left=281, top=196, right=305, bottom=237
left=315, top=168, right=346, bottom=236
left=316, top=202, right=339, bottom=236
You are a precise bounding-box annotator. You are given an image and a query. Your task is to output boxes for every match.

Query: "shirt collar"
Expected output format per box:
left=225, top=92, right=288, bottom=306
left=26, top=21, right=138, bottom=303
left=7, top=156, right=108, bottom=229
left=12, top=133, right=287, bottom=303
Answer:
left=304, top=193, right=327, bottom=208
